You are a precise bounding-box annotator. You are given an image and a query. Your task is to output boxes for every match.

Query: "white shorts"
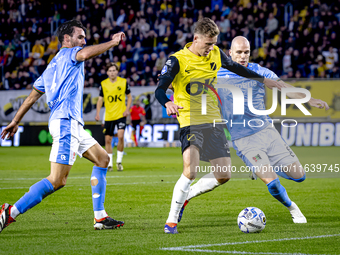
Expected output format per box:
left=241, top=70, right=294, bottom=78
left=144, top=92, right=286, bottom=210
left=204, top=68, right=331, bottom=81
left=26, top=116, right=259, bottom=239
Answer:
left=49, top=118, right=97, bottom=165
left=233, top=126, right=298, bottom=171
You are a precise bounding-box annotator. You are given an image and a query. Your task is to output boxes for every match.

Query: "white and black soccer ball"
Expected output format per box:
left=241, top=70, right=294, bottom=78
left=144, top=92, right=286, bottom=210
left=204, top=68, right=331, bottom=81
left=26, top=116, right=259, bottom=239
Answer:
left=237, top=207, right=266, bottom=233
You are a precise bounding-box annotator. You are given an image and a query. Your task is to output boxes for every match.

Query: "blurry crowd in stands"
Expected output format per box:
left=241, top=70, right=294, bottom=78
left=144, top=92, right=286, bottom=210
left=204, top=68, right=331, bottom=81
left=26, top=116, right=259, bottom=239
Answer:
left=0, top=0, right=340, bottom=90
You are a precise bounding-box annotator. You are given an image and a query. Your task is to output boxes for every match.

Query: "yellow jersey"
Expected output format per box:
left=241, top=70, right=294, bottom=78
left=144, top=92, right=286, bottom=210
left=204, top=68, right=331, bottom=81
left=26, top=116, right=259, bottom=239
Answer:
left=156, top=43, right=264, bottom=128
left=99, top=77, right=131, bottom=121
left=171, top=42, right=222, bottom=127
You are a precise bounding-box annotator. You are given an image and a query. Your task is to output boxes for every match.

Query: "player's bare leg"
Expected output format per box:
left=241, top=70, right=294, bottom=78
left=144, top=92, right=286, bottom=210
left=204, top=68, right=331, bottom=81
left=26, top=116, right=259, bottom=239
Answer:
left=256, top=164, right=306, bottom=224
left=164, top=145, right=198, bottom=234
left=105, top=135, right=114, bottom=171
left=83, top=143, right=124, bottom=229
left=116, top=129, right=125, bottom=171
left=178, top=157, right=231, bottom=223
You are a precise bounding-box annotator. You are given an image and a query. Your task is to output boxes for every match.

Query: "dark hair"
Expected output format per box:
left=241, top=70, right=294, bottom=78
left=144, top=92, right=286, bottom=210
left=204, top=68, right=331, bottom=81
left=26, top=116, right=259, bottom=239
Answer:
left=194, top=17, right=219, bottom=37
left=56, top=20, right=86, bottom=44
left=106, top=62, right=119, bottom=72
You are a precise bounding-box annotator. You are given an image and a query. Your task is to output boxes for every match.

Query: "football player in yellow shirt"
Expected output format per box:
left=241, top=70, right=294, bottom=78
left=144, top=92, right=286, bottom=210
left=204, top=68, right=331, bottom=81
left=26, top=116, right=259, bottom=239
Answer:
left=155, top=17, right=282, bottom=234
left=96, top=63, right=132, bottom=171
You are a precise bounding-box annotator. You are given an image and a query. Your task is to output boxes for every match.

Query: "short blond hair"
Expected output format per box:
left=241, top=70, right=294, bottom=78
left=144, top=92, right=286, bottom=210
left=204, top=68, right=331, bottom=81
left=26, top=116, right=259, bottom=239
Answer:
left=106, top=62, right=119, bottom=72
left=194, top=17, right=220, bottom=37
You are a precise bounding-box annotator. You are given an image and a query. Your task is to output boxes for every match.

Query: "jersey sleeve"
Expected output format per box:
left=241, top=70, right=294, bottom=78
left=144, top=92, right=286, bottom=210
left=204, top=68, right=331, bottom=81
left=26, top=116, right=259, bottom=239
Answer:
left=219, top=48, right=265, bottom=83
left=125, top=82, right=131, bottom=95
left=99, top=85, right=103, bottom=97
left=33, top=76, right=45, bottom=94
left=262, top=67, right=279, bottom=80
left=70, top=46, right=83, bottom=64
left=155, top=56, right=179, bottom=107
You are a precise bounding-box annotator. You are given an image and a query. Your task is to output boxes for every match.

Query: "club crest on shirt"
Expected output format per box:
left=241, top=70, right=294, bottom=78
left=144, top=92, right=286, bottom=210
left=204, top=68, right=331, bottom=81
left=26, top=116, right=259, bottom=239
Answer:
left=161, top=65, right=168, bottom=75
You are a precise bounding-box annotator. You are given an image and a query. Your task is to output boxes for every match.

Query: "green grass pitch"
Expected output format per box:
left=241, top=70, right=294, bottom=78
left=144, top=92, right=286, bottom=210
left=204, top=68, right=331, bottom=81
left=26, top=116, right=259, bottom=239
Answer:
left=0, top=146, right=339, bottom=254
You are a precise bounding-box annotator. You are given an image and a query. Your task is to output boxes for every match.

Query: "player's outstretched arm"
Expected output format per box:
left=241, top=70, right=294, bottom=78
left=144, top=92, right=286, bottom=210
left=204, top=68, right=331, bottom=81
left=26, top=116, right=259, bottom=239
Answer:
left=1, top=89, right=42, bottom=140
left=268, top=79, right=329, bottom=110
left=76, top=32, right=125, bottom=62
left=308, top=98, right=329, bottom=110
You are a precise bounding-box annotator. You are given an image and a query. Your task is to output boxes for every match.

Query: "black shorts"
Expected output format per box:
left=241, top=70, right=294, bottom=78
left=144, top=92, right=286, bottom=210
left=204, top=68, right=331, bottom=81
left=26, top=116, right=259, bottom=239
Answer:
left=179, top=123, right=230, bottom=161
left=131, top=119, right=141, bottom=130
left=104, top=117, right=126, bottom=136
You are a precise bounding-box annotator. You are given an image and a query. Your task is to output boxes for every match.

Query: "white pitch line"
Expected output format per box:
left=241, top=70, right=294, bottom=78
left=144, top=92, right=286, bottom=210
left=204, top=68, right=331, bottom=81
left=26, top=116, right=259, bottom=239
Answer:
left=173, top=249, right=322, bottom=255
left=160, top=234, right=340, bottom=251
left=0, top=174, right=179, bottom=181
left=0, top=181, right=178, bottom=190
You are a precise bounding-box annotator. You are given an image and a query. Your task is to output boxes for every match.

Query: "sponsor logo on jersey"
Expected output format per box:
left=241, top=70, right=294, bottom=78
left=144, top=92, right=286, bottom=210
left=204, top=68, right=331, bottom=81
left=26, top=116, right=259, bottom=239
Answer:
left=165, top=60, right=171, bottom=65
left=252, top=154, right=262, bottom=162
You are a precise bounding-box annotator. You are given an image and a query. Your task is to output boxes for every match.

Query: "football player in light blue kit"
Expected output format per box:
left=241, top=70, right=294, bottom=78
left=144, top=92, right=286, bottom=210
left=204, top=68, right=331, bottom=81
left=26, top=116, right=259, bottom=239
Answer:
left=0, top=20, right=126, bottom=233
left=178, top=36, right=329, bottom=224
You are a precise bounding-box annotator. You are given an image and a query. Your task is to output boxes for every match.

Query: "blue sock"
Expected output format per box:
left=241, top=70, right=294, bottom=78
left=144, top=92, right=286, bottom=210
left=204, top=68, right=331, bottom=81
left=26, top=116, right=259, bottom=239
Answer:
left=14, top=178, right=54, bottom=214
left=111, top=137, right=118, bottom=148
left=276, top=171, right=306, bottom=183
left=267, top=178, right=292, bottom=207
left=91, top=166, right=107, bottom=211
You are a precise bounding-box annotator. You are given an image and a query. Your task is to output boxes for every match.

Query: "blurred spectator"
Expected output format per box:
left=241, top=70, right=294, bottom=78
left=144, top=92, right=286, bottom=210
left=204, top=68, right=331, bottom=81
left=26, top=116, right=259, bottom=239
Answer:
left=265, top=13, right=278, bottom=39
left=155, top=51, right=166, bottom=71
left=0, top=0, right=339, bottom=86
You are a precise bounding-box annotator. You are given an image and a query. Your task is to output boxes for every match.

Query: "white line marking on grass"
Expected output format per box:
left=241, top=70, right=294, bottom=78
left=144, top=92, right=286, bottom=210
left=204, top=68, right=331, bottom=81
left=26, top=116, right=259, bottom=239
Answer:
left=160, top=234, right=340, bottom=254
left=0, top=174, right=179, bottom=181
left=170, top=249, right=321, bottom=255
left=0, top=181, right=177, bottom=189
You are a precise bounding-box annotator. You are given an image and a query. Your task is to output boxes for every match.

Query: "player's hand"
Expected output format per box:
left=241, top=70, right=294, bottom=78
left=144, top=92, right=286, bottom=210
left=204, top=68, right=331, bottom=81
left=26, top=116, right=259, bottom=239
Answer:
left=1, top=120, right=19, bottom=140
left=165, top=101, right=183, bottom=116
left=263, top=78, right=284, bottom=90
left=111, top=32, right=125, bottom=46
left=123, top=110, right=130, bottom=117
left=95, top=114, right=100, bottom=121
left=308, top=98, right=330, bottom=110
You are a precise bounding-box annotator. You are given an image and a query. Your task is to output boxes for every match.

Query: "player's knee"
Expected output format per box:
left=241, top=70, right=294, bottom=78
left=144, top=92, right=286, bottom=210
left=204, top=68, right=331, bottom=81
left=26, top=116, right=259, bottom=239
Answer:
left=101, top=153, right=110, bottom=168
left=217, top=178, right=230, bottom=184
left=293, top=173, right=306, bottom=183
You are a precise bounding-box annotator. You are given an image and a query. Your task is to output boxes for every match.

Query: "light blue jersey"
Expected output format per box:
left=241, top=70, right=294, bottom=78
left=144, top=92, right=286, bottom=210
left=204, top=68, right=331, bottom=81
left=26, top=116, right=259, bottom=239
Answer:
left=217, top=63, right=278, bottom=140
left=33, top=47, right=85, bottom=125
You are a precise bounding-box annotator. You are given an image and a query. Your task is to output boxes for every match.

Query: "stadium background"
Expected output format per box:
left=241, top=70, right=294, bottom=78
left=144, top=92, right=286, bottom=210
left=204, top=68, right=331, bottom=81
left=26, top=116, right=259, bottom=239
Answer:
left=0, top=0, right=339, bottom=147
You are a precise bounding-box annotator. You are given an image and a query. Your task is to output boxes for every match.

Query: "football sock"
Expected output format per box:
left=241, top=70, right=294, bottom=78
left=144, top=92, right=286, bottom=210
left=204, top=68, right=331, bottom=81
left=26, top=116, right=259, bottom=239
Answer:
left=276, top=171, right=306, bottom=183
left=187, top=172, right=220, bottom=201
left=133, top=134, right=138, bottom=146
left=117, top=150, right=124, bottom=163
left=139, top=125, right=144, bottom=135
left=14, top=178, right=54, bottom=214
left=166, top=174, right=194, bottom=223
left=108, top=153, right=113, bottom=167
left=94, top=210, right=108, bottom=219
left=10, top=205, right=20, bottom=219
left=91, top=166, right=108, bottom=213
left=267, top=178, right=292, bottom=207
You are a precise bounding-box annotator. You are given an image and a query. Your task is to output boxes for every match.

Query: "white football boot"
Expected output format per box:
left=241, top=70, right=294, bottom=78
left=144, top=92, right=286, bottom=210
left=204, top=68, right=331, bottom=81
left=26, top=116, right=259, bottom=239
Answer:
left=288, top=201, right=307, bottom=223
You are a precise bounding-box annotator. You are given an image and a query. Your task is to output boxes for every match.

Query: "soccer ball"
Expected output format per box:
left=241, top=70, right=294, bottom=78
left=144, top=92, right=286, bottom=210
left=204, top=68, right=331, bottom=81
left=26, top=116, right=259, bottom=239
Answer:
left=237, top=207, right=266, bottom=233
